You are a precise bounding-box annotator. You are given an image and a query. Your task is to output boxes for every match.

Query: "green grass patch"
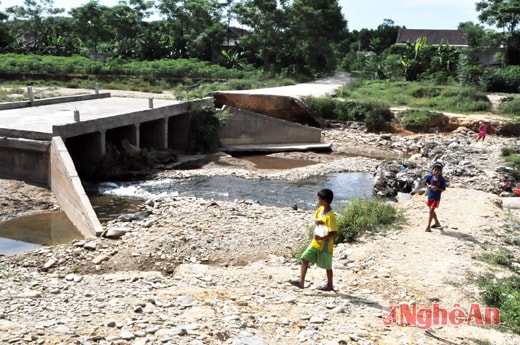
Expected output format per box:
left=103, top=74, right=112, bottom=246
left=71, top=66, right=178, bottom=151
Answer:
left=291, top=199, right=403, bottom=260
left=476, top=274, right=520, bottom=334
left=305, top=97, right=393, bottom=130
left=500, top=97, right=520, bottom=118
left=479, top=250, right=513, bottom=269
left=336, top=79, right=491, bottom=114
left=336, top=197, right=403, bottom=243
left=398, top=109, right=444, bottom=132
left=505, top=155, right=520, bottom=168
left=501, top=146, right=520, bottom=169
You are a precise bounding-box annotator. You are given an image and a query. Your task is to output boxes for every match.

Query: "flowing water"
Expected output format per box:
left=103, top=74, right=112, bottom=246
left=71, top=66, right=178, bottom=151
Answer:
left=92, top=172, right=374, bottom=212
left=0, top=156, right=375, bottom=256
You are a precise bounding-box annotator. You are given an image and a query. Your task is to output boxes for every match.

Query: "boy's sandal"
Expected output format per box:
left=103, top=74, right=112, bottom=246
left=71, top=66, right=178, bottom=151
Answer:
left=289, top=279, right=304, bottom=289
left=431, top=224, right=441, bottom=228
left=317, top=283, right=333, bottom=291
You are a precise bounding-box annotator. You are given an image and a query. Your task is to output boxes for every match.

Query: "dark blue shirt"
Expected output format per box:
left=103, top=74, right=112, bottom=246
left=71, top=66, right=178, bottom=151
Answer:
left=425, top=173, right=446, bottom=201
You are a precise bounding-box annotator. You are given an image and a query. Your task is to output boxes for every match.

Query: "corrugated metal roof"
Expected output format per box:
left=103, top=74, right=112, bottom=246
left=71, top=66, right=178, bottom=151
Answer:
left=396, top=29, right=467, bottom=47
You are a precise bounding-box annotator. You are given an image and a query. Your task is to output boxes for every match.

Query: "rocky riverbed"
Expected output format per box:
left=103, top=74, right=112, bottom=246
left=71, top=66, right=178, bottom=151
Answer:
left=1, top=123, right=520, bottom=345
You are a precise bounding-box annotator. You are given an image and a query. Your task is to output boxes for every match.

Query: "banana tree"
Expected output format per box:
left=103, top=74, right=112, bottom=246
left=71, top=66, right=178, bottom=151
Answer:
left=399, top=36, right=428, bottom=81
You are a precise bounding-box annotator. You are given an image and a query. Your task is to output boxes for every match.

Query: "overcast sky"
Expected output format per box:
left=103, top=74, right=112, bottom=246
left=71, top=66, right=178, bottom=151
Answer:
left=340, top=0, right=481, bottom=30
left=0, top=0, right=483, bottom=31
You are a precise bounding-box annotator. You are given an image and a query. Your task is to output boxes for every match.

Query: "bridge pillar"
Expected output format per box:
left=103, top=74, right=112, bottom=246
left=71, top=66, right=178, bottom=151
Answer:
left=140, top=118, right=167, bottom=150
left=134, top=124, right=140, bottom=149
left=100, top=130, right=106, bottom=156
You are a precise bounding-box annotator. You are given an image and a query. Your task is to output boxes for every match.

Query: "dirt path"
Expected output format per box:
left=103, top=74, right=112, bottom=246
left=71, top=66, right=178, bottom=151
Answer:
left=354, top=187, right=516, bottom=343
left=24, top=71, right=352, bottom=101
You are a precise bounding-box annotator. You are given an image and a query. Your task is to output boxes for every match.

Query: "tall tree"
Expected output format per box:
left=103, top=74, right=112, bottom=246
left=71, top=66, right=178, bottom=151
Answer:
left=70, top=1, right=113, bottom=55
left=183, top=0, right=226, bottom=61
left=234, top=0, right=288, bottom=73
left=459, top=21, right=503, bottom=64
left=103, top=1, right=153, bottom=59
left=476, top=0, right=520, bottom=65
left=0, top=5, right=13, bottom=52
left=287, top=0, right=347, bottom=74
left=5, top=0, right=65, bottom=53
left=157, top=0, right=226, bottom=60
left=371, top=19, right=401, bottom=54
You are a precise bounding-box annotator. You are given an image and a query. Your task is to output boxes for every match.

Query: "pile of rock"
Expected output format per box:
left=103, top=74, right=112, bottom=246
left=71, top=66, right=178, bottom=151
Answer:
left=370, top=128, right=520, bottom=198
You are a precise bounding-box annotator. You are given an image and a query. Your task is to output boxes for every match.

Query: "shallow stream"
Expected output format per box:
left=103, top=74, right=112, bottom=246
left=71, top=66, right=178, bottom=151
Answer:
left=0, top=156, right=374, bottom=256
left=92, top=172, right=374, bottom=212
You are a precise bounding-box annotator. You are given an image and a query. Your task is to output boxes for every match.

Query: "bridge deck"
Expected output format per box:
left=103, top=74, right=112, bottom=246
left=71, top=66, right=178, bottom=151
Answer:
left=0, top=97, right=180, bottom=135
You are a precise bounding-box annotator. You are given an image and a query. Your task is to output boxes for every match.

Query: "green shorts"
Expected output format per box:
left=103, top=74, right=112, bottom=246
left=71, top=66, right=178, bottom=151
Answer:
left=301, top=245, right=333, bottom=270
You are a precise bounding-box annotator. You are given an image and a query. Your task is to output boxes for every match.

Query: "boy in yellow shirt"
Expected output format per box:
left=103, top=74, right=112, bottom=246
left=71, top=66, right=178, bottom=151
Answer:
left=290, top=188, right=338, bottom=291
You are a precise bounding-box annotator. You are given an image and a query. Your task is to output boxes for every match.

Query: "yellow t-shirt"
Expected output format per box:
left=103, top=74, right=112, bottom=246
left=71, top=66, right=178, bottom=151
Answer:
left=311, top=206, right=337, bottom=253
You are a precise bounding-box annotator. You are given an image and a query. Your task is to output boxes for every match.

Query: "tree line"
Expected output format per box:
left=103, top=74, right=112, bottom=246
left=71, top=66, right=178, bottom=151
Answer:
left=0, top=0, right=519, bottom=82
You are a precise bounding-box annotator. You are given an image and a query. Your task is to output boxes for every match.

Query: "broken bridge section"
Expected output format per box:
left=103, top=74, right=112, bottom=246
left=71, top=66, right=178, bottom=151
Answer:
left=212, top=92, right=330, bottom=153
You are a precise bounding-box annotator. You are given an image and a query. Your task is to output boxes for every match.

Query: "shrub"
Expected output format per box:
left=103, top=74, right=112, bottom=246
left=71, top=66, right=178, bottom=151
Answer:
left=501, top=146, right=517, bottom=157
left=305, top=97, right=338, bottom=120
left=399, top=109, right=443, bottom=132
left=361, top=100, right=394, bottom=131
left=500, top=97, right=520, bottom=116
left=305, top=97, right=392, bottom=129
left=477, top=274, right=520, bottom=334
left=409, top=86, right=442, bottom=98
left=482, top=66, right=520, bottom=93
left=458, top=64, right=484, bottom=86
left=336, top=197, right=401, bottom=243
left=188, top=106, right=220, bottom=154
left=501, top=146, right=520, bottom=169
left=339, top=99, right=369, bottom=121
left=0, top=54, right=256, bottom=81
left=448, top=88, right=491, bottom=112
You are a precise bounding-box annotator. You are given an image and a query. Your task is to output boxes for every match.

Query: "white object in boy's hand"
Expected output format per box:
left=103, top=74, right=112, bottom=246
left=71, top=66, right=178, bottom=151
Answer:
left=314, top=224, right=329, bottom=237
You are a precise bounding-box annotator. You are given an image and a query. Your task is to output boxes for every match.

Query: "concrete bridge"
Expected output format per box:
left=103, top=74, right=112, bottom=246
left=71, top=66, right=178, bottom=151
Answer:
left=0, top=85, right=335, bottom=240
left=0, top=92, right=212, bottom=239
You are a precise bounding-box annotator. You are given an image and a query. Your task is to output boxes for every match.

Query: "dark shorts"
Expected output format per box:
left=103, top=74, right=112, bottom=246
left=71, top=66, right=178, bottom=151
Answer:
left=427, top=199, right=440, bottom=208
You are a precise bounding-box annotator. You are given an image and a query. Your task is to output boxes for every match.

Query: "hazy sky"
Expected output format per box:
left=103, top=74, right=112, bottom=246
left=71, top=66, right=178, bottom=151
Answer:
left=0, top=0, right=483, bottom=31
left=340, top=0, right=481, bottom=30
